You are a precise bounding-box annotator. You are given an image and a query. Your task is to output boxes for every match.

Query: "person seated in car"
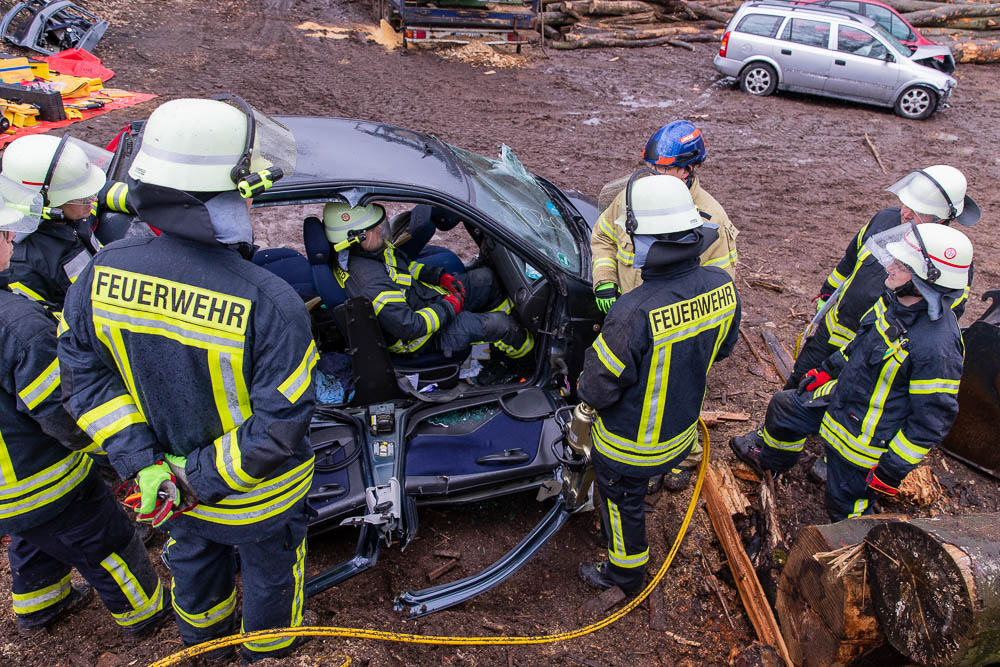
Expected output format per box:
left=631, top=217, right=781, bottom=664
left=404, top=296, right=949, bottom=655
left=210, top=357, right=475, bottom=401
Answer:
left=389, top=204, right=465, bottom=276
left=323, top=202, right=534, bottom=360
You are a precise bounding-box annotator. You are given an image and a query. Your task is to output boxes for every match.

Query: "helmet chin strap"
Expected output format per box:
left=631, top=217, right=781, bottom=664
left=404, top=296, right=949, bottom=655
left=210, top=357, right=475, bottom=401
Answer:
left=893, top=280, right=921, bottom=299
left=624, top=167, right=657, bottom=237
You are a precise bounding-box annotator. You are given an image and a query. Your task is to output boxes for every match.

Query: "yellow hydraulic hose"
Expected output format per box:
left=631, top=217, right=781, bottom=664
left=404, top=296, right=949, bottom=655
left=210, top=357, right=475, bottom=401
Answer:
left=150, top=421, right=711, bottom=667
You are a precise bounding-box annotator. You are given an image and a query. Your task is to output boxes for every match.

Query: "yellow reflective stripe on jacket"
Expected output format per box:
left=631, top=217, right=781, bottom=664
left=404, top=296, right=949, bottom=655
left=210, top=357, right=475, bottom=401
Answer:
left=100, top=554, right=164, bottom=626
left=826, top=267, right=848, bottom=290
left=592, top=256, right=616, bottom=272
left=94, top=303, right=244, bottom=353
left=591, top=333, right=624, bottom=378
left=0, top=430, right=15, bottom=485
left=382, top=246, right=413, bottom=287
left=184, top=458, right=314, bottom=526
left=910, top=378, right=960, bottom=395
left=606, top=498, right=648, bottom=569
left=12, top=572, right=72, bottom=614
left=105, top=181, right=129, bottom=212
left=77, top=394, right=145, bottom=447
left=8, top=281, right=44, bottom=302
left=208, top=349, right=251, bottom=431
left=823, top=247, right=873, bottom=346
left=762, top=426, right=805, bottom=452
left=592, top=417, right=696, bottom=467
left=638, top=342, right=671, bottom=445
left=597, top=214, right=616, bottom=239
left=213, top=430, right=263, bottom=493
left=702, top=247, right=738, bottom=271
left=889, top=431, right=929, bottom=465
left=489, top=298, right=513, bottom=315
left=372, top=290, right=406, bottom=315
left=387, top=308, right=440, bottom=355
left=277, top=341, right=319, bottom=404
left=616, top=246, right=634, bottom=265
left=0, top=453, right=92, bottom=519
left=172, top=581, right=236, bottom=629
left=18, top=358, right=60, bottom=411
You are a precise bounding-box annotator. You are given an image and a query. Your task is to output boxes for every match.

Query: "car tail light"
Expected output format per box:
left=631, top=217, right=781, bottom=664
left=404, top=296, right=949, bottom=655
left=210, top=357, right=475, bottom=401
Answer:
left=406, top=29, right=427, bottom=40
left=506, top=32, right=525, bottom=42
left=720, top=31, right=730, bottom=58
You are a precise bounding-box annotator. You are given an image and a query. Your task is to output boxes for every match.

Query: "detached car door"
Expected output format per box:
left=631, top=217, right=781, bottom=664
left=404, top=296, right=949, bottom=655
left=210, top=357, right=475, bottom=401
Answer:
left=826, top=24, right=900, bottom=102
left=774, top=17, right=836, bottom=92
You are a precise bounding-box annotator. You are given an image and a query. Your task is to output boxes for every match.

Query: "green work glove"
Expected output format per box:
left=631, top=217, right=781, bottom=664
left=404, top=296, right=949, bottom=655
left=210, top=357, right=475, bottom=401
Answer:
left=594, top=282, right=620, bottom=314
left=132, top=460, right=177, bottom=514
left=815, top=298, right=827, bottom=313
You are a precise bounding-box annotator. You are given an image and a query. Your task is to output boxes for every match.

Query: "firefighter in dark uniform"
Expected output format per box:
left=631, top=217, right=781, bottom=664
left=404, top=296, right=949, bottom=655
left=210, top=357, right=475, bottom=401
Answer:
left=0, top=178, right=167, bottom=636
left=732, top=223, right=969, bottom=521
left=58, top=97, right=316, bottom=662
left=577, top=173, right=741, bottom=594
left=789, top=165, right=979, bottom=481
left=1, top=134, right=112, bottom=307
left=323, top=202, right=534, bottom=359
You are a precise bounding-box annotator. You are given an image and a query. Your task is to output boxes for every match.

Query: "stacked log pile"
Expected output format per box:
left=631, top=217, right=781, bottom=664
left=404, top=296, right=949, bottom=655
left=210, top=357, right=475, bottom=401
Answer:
left=533, top=0, right=1000, bottom=62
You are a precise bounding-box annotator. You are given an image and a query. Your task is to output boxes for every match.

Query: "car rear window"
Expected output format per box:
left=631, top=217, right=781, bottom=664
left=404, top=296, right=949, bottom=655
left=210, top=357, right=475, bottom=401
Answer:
left=735, top=13, right=783, bottom=38
left=827, top=0, right=862, bottom=12
left=780, top=18, right=831, bottom=48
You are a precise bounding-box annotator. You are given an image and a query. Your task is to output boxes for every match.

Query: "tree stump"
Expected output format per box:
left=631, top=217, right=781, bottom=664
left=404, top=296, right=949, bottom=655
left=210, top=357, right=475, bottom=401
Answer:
left=776, top=516, right=903, bottom=666
left=866, top=513, right=1000, bottom=666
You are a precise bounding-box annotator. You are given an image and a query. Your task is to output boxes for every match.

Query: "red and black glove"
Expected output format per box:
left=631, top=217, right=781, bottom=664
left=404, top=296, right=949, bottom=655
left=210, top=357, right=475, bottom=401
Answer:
left=439, top=273, right=466, bottom=299
left=797, top=368, right=832, bottom=394
left=443, top=292, right=463, bottom=315
left=866, top=466, right=901, bottom=497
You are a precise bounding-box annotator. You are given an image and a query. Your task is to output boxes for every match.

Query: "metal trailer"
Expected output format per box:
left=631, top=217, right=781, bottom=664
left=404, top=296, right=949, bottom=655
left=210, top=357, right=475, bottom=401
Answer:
left=372, top=0, right=538, bottom=50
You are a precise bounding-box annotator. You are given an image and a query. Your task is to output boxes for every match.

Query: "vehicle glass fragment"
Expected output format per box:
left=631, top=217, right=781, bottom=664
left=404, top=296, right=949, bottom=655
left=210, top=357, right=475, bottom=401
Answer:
left=448, top=143, right=581, bottom=273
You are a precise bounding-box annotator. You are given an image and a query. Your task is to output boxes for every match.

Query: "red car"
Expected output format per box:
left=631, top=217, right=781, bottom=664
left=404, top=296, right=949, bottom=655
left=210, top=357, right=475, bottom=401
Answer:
left=794, top=0, right=935, bottom=51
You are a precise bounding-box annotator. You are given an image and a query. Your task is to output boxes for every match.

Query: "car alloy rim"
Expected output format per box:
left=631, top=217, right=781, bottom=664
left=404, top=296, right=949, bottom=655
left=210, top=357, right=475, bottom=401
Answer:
left=900, top=88, right=930, bottom=116
left=746, top=68, right=771, bottom=94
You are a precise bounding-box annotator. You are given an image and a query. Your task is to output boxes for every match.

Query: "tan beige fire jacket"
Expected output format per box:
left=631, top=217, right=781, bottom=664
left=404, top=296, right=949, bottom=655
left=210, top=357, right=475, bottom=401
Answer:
left=591, top=174, right=739, bottom=293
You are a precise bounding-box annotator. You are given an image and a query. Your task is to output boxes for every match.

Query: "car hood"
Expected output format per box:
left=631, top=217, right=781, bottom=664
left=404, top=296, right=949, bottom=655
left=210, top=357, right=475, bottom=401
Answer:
left=909, top=45, right=956, bottom=74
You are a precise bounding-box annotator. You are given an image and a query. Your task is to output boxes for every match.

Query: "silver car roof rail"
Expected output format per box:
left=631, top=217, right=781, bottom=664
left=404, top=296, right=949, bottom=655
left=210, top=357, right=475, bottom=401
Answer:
left=745, top=1, right=877, bottom=28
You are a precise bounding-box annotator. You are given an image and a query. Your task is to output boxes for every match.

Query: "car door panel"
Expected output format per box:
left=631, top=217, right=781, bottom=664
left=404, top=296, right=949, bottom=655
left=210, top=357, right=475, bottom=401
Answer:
left=828, top=25, right=900, bottom=102
left=775, top=17, right=835, bottom=91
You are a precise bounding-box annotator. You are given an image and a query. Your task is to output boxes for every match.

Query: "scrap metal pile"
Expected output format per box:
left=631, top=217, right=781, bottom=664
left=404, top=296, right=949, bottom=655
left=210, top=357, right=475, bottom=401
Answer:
left=535, top=0, right=1000, bottom=62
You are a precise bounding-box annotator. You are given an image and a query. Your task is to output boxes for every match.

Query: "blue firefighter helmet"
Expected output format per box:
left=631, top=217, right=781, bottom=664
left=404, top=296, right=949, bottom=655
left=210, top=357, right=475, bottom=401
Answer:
left=642, top=120, right=706, bottom=169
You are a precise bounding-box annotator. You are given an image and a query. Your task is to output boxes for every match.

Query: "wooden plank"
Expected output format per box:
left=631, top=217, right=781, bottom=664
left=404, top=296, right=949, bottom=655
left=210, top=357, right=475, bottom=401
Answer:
left=761, top=330, right=794, bottom=384
left=704, top=465, right=793, bottom=667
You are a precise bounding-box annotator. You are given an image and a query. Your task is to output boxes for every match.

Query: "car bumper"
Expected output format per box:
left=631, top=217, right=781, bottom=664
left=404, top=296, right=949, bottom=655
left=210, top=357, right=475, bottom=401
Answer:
left=714, top=55, right=742, bottom=78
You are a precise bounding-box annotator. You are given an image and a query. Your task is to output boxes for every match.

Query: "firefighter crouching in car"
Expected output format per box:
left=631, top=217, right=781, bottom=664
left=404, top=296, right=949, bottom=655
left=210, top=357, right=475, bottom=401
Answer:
left=592, top=121, right=739, bottom=493
left=323, top=202, right=534, bottom=359
left=789, top=165, right=979, bottom=483
left=577, top=173, right=741, bottom=595
left=1, top=134, right=112, bottom=307
left=58, top=97, right=318, bottom=663
left=731, top=224, right=969, bottom=522
left=0, top=177, right=168, bottom=637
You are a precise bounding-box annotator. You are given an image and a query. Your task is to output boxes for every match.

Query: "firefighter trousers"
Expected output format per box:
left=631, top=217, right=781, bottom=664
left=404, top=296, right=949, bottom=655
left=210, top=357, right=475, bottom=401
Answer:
left=162, top=508, right=308, bottom=662
left=594, top=455, right=649, bottom=594
left=758, top=389, right=875, bottom=522
left=435, top=268, right=532, bottom=358
left=8, top=472, right=165, bottom=631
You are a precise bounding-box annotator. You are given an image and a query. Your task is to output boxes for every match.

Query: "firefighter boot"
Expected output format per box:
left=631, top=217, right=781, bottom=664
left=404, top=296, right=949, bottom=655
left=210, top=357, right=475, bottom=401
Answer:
left=579, top=561, right=616, bottom=591
left=729, top=430, right=765, bottom=474
left=18, top=582, right=94, bottom=637
left=809, top=455, right=828, bottom=484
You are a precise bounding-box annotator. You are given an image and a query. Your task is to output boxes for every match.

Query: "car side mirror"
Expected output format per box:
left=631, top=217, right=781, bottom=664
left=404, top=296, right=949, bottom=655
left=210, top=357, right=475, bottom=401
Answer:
left=884, top=52, right=895, bottom=62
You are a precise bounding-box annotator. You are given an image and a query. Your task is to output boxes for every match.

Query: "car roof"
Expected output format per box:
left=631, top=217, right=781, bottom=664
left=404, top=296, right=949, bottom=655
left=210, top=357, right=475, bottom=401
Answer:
left=742, top=0, right=877, bottom=27
left=270, top=116, right=471, bottom=202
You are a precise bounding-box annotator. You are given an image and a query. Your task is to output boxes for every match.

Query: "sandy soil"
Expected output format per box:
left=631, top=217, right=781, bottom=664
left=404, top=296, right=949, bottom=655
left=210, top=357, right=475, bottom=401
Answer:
left=2, top=0, right=999, bottom=664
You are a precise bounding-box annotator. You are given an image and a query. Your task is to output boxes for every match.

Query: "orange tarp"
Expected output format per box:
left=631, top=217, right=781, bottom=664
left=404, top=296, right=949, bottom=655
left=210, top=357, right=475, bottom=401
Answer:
left=0, top=91, right=157, bottom=148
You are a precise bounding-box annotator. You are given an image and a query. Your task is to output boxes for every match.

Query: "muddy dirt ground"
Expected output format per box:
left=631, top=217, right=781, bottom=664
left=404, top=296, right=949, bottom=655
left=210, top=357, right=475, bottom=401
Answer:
left=2, top=0, right=999, bottom=665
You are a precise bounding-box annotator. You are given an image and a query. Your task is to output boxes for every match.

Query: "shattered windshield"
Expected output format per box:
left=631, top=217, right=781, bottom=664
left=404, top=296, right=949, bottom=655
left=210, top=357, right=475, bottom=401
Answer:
left=448, top=143, right=580, bottom=274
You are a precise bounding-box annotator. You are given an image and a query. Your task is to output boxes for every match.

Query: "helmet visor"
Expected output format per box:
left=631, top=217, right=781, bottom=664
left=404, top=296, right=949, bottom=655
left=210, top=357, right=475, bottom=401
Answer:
left=0, top=175, right=44, bottom=234
left=248, top=105, right=297, bottom=179
left=886, top=171, right=952, bottom=221
left=864, top=223, right=920, bottom=269
left=46, top=136, right=112, bottom=206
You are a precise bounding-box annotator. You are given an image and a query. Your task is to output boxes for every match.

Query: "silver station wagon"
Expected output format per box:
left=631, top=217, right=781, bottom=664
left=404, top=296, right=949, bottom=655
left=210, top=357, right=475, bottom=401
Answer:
left=714, top=1, right=957, bottom=119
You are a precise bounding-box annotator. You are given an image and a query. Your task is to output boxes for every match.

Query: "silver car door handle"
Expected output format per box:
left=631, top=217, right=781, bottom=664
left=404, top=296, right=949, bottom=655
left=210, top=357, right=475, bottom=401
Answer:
left=835, top=59, right=846, bottom=65
left=781, top=48, right=791, bottom=55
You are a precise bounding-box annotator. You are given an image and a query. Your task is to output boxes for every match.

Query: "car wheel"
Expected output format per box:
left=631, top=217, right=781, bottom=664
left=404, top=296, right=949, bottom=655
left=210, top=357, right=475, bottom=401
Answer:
left=894, top=85, right=938, bottom=120
left=740, top=62, right=778, bottom=97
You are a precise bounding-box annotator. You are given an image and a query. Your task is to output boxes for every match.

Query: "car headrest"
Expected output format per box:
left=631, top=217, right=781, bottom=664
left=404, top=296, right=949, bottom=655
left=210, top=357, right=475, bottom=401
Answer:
left=303, top=216, right=330, bottom=265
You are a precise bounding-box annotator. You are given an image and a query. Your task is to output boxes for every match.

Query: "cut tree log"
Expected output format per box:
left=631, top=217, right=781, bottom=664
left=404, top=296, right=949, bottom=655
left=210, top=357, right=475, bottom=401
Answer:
left=866, top=514, right=1000, bottom=667
left=937, top=15, right=1000, bottom=28
left=948, top=37, right=1000, bottom=61
left=533, top=10, right=577, bottom=27
left=776, top=516, right=905, bottom=667
left=902, top=3, right=1000, bottom=27
left=588, top=0, right=657, bottom=14
left=881, top=0, right=955, bottom=12
left=647, top=0, right=733, bottom=23
left=704, top=464, right=793, bottom=667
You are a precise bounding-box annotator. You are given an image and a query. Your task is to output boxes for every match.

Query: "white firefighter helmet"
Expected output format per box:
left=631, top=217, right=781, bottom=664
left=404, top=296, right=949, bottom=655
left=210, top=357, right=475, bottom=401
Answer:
left=128, top=97, right=297, bottom=193
left=1, top=134, right=111, bottom=207
left=323, top=202, right=386, bottom=245
left=886, top=165, right=980, bottom=226
left=615, top=173, right=701, bottom=236
left=878, top=223, right=973, bottom=290
left=0, top=174, right=44, bottom=234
